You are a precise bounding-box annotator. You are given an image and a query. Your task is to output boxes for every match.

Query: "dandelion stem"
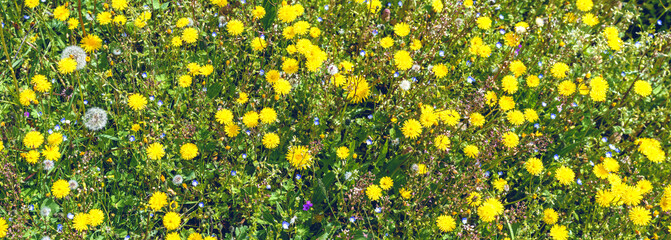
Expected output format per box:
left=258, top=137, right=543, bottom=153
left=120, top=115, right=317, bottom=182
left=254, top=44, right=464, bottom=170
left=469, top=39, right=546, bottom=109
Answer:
left=77, top=0, right=86, bottom=35
left=0, top=21, right=20, bottom=104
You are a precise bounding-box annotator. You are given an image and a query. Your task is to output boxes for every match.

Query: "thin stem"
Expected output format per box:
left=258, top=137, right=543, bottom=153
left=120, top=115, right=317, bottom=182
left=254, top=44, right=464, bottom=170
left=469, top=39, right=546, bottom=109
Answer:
left=77, top=0, right=86, bottom=35
left=0, top=20, right=20, bottom=103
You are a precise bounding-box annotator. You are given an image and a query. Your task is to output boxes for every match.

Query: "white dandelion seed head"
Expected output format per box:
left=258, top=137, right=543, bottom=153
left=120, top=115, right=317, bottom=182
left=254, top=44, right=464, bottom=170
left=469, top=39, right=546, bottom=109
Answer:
left=41, top=237, right=52, bottom=240
left=344, top=172, right=352, bottom=181
left=411, top=64, right=421, bottom=72
left=112, top=48, right=122, bottom=55
left=172, top=175, right=183, bottom=185
left=83, top=107, right=108, bottom=131
left=187, top=18, right=194, bottom=26
left=40, top=206, right=52, bottom=217
left=455, top=18, right=464, bottom=27
left=43, top=160, right=54, bottom=171
left=399, top=80, right=411, bottom=91
left=515, top=26, right=527, bottom=34
left=68, top=180, right=79, bottom=190
left=327, top=64, right=339, bottom=75
left=60, top=45, right=87, bottom=70
left=535, top=17, right=545, bottom=27
left=218, top=16, right=226, bottom=26
left=411, top=164, right=419, bottom=172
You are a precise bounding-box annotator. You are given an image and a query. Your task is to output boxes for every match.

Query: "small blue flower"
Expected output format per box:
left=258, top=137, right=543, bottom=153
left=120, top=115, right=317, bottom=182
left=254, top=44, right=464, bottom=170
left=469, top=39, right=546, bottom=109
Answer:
left=157, top=100, right=164, bottom=106
left=374, top=207, right=381, bottom=213
left=240, top=0, right=246, bottom=4
left=571, top=102, right=578, bottom=107
left=499, top=14, right=504, bottom=20
left=282, top=221, right=290, bottom=229
left=212, top=32, right=217, bottom=37
left=24, top=15, right=30, bottom=20
left=295, top=174, right=302, bottom=180
left=467, top=76, right=475, bottom=83
left=317, top=17, right=323, bottom=22
left=142, top=72, right=147, bottom=78
left=314, top=120, right=320, bottom=125
left=266, top=184, right=271, bottom=190
left=349, top=216, right=356, bottom=223
left=125, top=235, right=130, bottom=240
left=439, top=50, right=445, bottom=57
left=57, top=224, right=63, bottom=232
left=657, top=20, right=662, bottom=25
left=484, top=171, right=490, bottom=177
left=550, top=113, right=556, bottom=119
left=496, top=42, right=502, bottom=48
left=601, top=137, right=608, bottom=142
left=129, top=135, right=135, bottom=142
left=366, top=139, right=373, bottom=145
left=621, top=71, right=626, bottom=77
left=199, top=202, right=205, bottom=207
left=242, top=153, right=247, bottom=159
left=231, top=170, right=237, bottom=176
left=534, top=123, right=540, bottom=129
left=324, top=4, right=330, bottom=10
left=554, top=154, right=559, bottom=160
left=371, top=29, right=378, bottom=36
left=55, top=125, right=61, bottom=131
left=499, top=29, right=506, bottom=34
left=259, top=69, right=265, bottom=75
left=359, top=50, right=366, bottom=57
left=387, top=2, right=391, bottom=7
left=246, top=130, right=251, bottom=135
left=67, top=213, right=74, bottom=219
left=497, top=171, right=503, bottom=176
left=539, top=74, right=544, bottom=79
left=462, top=217, right=468, bottom=224
left=83, top=100, right=88, bottom=105
left=150, top=213, right=154, bottom=217
left=398, top=1, right=402, bottom=6
left=541, top=102, right=547, bottom=107
left=122, top=33, right=127, bottom=37
left=412, top=77, right=417, bottom=82
left=160, top=133, right=166, bottom=138
left=606, top=151, right=612, bottom=158
left=466, top=60, right=472, bottom=67
left=29, top=204, right=34, bottom=211
left=608, top=144, right=617, bottom=151
left=589, top=161, right=594, bottom=166
left=577, top=179, right=582, bottom=185
left=476, top=13, right=481, bottom=18
left=150, top=95, right=155, bottom=101
left=394, top=71, right=399, bottom=78
left=367, top=114, right=373, bottom=119
left=192, top=180, right=199, bottom=187
left=48, top=129, right=53, bottom=134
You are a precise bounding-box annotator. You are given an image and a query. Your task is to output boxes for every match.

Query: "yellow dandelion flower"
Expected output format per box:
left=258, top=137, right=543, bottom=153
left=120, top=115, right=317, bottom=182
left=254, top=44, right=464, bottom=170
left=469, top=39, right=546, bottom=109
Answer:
left=366, top=184, right=383, bottom=200
left=286, top=146, right=312, bottom=169
left=146, top=142, right=166, bottom=160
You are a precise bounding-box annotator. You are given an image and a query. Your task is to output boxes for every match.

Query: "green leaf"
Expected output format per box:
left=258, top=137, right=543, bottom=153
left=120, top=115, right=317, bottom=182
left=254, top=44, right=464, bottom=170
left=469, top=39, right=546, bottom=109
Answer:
left=99, top=134, right=120, bottom=141
left=207, top=83, right=223, bottom=99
